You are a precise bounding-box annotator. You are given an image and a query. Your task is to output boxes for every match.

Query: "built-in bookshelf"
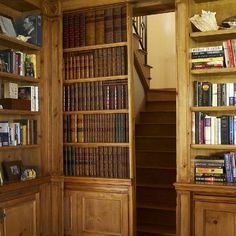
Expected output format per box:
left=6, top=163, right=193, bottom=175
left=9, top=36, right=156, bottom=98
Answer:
left=0, top=5, right=42, bottom=184
left=189, top=0, right=236, bottom=185
left=62, top=4, right=131, bottom=179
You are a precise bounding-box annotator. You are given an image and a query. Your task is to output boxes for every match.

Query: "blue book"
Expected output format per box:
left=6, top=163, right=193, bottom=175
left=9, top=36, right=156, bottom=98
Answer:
left=224, top=153, right=234, bottom=183
left=0, top=121, right=9, bottom=146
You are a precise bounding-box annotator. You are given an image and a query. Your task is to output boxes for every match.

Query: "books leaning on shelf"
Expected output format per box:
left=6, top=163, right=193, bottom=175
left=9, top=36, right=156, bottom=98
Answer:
left=0, top=119, right=37, bottom=147
left=193, top=81, right=236, bottom=106
left=63, top=146, right=129, bottom=178
left=63, top=5, right=127, bottom=48
left=0, top=50, right=37, bottom=78
left=192, top=112, right=236, bottom=145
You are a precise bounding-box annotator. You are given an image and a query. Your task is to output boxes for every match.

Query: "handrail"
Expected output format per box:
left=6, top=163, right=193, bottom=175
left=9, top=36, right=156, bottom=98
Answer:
left=132, top=16, right=147, bottom=62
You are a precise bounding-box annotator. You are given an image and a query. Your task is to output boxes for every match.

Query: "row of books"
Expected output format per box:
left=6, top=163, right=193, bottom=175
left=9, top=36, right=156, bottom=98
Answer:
left=0, top=120, right=37, bottom=146
left=193, top=81, right=236, bottom=106
left=193, top=112, right=236, bottom=145
left=64, top=146, right=129, bottom=178
left=0, top=83, right=39, bottom=112
left=63, top=46, right=127, bottom=80
left=63, top=113, right=129, bottom=143
left=63, top=79, right=128, bottom=111
left=194, top=155, right=225, bottom=183
left=0, top=49, right=37, bottom=78
left=63, top=6, right=127, bottom=48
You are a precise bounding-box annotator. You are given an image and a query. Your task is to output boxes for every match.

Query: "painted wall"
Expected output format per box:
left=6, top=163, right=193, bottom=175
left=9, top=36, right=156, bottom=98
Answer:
left=147, top=12, right=177, bottom=89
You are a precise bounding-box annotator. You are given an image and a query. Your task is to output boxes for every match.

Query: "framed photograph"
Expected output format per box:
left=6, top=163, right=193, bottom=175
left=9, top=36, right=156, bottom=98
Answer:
left=0, top=15, right=16, bottom=37
left=2, top=160, right=23, bottom=181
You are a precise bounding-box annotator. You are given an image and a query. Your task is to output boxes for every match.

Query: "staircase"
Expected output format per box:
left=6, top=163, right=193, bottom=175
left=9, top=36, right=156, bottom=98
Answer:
left=136, top=89, right=176, bottom=236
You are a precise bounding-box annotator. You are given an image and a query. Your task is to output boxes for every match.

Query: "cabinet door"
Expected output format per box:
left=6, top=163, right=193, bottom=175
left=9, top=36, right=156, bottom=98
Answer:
left=64, top=190, right=129, bottom=236
left=0, top=193, right=39, bottom=236
left=195, top=199, right=236, bottom=236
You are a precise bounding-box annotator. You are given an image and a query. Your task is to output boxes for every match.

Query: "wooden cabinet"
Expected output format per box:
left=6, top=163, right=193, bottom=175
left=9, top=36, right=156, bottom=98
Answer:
left=64, top=178, right=131, bottom=236
left=194, top=195, right=236, bottom=236
left=0, top=193, right=39, bottom=236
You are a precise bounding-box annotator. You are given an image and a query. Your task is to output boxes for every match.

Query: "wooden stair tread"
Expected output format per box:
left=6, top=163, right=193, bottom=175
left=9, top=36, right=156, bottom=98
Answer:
left=137, top=166, right=176, bottom=170
left=137, top=203, right=176, bottom=211
left=137, top=183, right=174, bottom=189
left=136, top=135, right=176, bottom=138
left=137, top=224, right=176, bottom=235
left=136, top=150, right=176, bottom=153
left=136, top=123, right=176, bottom=125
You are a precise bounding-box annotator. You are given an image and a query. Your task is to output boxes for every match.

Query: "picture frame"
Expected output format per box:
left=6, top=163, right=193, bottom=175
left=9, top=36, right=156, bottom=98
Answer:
left=0, top=15, right=16, bottom=37
left=2, top=160, right=23, bottom=181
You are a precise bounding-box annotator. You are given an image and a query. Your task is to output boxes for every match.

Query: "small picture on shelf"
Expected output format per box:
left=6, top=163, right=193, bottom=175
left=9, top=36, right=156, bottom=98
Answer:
left=0, top=15, right=16, bottom=37
left=2, top=160, right=23, bottom=181
left=14, top=14, right=42, bottom=46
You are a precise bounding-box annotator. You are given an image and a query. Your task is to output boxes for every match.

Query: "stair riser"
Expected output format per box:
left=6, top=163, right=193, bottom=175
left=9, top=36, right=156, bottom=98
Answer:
left=140, top=112, right=176, bottom=124
left=137, top=231, right=176, bottom=236
left=136, top=187, right=176, bottom=205
left=136, top=138, right=176, bottom=151
left=137, top=208, right=176, bottom=226
left=136, top=152, right=176, bottom=168
left=137, top=168, right=176, bottom=185
left=136, top=124, right=176, bottom=136
left=145, top=102, right=176, bottom=112
left=147, top=91, right=176, bottom=102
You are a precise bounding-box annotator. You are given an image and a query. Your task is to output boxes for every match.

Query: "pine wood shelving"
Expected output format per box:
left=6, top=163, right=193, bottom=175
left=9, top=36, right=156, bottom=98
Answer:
left=63, top=75, right=128, bottom=83
left=63, top=42, right=128, bottom=53
left=191, top=144, right=236, bottom=150
left=0, top=0, right=41, bottom=12
left=190, top=28, right=236, bottom=42
left=0, top=109, right=40, bottom=115
left=63, top=109, right=129, bottom=114
left=0, top=144, right=40, bottom=151
left=0, top=71, right=40, bottom=83
left=63, top=143, right=129, bottom=147
left=191, top=67, right=236, bottom=75
left=191, top=106, right=236, bottom=112
left=0, top=33, right=40, bottom=51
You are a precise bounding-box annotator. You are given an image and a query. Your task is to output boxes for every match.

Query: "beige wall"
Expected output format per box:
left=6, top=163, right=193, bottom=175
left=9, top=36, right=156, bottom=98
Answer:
left=147, top=12, right=177, bottom=89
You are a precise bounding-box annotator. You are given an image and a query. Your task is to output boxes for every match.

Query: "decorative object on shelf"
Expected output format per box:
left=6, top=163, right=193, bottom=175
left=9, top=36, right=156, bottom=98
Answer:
left=16, top=35, right=31, bottom=42
left=15, top=14, right=42, bottom=46
left=0, top=170, right=3, bottom=186
left=190, top=10, right=219, bottom=32
left=0, top=15, right=16, bottom=37
left=221, top=15, right=236, bottom=28
left=21, top=168, right=36, bottom=181
left=2, top=160, right=23, bottom=181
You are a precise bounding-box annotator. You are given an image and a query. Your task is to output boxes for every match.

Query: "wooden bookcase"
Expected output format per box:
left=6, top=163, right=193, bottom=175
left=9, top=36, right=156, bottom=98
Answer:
left=62, top=3, right=134, bottom=235
left=176, top=0, right=236, bottom=235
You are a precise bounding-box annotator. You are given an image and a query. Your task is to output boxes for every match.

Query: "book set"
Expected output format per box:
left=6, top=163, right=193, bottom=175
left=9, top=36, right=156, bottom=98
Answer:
left=63, top=79, right=128, bottom=111
left=0, top=119, right=37, bottom=147
left=64, top=146, right=129, bottom=178
left=63, top=4, right=129, bottom=179
left=63, top=46, right=127, bottom=79
left=63, top=5, right=127, bottom=48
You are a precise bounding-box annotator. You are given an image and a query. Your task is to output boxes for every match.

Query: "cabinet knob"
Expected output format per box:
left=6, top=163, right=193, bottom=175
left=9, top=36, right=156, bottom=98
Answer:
left=0, top=209, right=6, bottom=224
left=213, top=219, right=218, bottom=225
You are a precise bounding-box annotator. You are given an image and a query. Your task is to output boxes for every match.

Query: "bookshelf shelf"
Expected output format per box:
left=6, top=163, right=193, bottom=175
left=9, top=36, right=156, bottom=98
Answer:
left=190, top=28, right=236, bottom=42
left=191, top=67, right=236, bottom=75
left=63, top=42, right=128, bottom=53
left=63, top=109, right=129, bottom=115
left=0, top=34, right=40, bottom=51
left=191, top=106, right=236, bottom=112
left=63, top=143, right=130, bottom=147
left=0, top=0, right=41, bottom=12
left=0, top=71, right=40, bottom=83
left=0, top=144, right=40, bottom=151
left=0, top=109, right=40, bottom=115
left=63, top=75, right=128, bottom=83
left=191, top=144, right=236, bottom=150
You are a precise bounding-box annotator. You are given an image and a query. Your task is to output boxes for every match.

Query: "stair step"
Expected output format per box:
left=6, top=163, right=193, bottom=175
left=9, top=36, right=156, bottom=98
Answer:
left=136, top=186, right=176, bottom=206
left=137, top=202, right=176, bottom=211
left=136, top=136, right=176, bottom=152
left=137, top=224, right=176, bottom=236
left=140, top=111, right=176, bottom=123
left=136, top=151, right=176, bottom=168
left=145, top=101, right=176, bottom=112
left=136, top=123, right=176, bottom=136
left=137, top=167, right=176, bottom=185
left=137, top=208, right=176, bottom=227
left=147, top=89, right=176, bottom=102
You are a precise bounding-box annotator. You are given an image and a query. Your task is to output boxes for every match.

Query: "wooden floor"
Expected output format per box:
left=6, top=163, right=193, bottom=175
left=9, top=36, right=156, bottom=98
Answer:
left=136, top=90, right=176, bottom=236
